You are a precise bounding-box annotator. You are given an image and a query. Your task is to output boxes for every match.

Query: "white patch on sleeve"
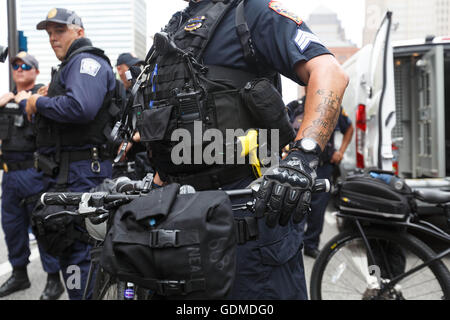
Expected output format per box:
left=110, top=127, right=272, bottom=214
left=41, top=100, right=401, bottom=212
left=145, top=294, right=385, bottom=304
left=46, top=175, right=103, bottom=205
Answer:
left=294, top=29, right=324, bottom=53
left=80, top=58, right=101, bottom=77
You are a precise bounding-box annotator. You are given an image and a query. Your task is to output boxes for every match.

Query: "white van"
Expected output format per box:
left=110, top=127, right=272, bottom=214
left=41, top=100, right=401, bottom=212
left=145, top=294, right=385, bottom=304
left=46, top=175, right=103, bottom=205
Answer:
left=339, top=11, right=450, bottom=192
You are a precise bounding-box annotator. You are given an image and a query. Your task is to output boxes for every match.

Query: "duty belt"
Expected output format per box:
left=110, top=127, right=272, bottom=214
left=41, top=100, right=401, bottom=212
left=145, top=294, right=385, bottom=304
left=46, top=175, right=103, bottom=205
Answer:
left=1, top=159, right=35, bottom=173
left=166, top=165, right=254, bottom=191
left=35, top=148, right=105, bottom=186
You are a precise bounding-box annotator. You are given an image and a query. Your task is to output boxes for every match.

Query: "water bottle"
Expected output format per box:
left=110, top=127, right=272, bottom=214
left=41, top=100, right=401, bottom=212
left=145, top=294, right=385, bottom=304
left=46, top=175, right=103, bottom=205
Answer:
left=124, top=282, right=135, bottom=300
left=370, top=172, right=405, bottom=191
left=369, top=172, right=393, bottom=185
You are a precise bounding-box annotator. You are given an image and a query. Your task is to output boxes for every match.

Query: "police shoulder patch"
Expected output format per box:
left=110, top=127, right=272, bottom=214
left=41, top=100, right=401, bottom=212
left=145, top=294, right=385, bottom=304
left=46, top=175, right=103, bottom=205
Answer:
left=269, top=1, right=302, bottom=25
left=294, top=29, right=324, bottom=53
left=80, top=58, right=101, bottom=77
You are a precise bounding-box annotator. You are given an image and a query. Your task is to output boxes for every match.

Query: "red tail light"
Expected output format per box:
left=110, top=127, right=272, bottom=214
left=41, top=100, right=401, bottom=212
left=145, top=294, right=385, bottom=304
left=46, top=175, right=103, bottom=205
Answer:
left=392, top=143, right=399, bottom=175
left=356, top=104, right=366, bottom=169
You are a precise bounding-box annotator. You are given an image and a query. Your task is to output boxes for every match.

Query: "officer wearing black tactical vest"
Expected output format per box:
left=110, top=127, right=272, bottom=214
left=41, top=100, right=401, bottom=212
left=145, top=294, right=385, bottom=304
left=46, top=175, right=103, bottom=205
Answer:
left=137, top=0, right=349, bottom=299
left=23, top=8, right=116, bottom=300
left=0, top=52, right=63, bottom=300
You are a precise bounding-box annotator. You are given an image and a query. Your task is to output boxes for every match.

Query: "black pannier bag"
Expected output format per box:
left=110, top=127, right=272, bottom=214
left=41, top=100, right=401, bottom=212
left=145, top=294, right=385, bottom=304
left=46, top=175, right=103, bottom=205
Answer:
left=338, top=170, right=416, bottom=220
left=31, top=201, right=89, bottom=257
left=100, top=183, right=237, bottom=299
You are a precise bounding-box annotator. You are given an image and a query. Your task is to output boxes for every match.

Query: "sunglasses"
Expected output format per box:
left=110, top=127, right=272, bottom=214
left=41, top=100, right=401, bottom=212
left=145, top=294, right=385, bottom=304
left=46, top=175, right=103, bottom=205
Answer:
left=12, top=63, right=33, bottom=71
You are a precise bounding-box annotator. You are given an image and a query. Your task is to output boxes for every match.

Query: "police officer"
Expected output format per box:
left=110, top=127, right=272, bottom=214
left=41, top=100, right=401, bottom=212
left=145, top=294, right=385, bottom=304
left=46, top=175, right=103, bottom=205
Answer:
left=287, top=95, right=354, bottom=258
left=138, top=0, right=348, bottom=300
left=116, top=53, right=144, bottom=92
left=0, top=52, right=63, bottom=300
left=24, top=8, right=116, bottom=300
left=112, top=53, right=151, bottom=180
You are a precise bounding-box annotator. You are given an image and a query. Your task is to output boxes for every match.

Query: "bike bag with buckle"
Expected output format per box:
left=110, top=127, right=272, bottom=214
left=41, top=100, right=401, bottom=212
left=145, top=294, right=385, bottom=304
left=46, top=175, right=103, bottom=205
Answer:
left=338, top=170, right=416, bottom=221
left=31, top=191, right=94, bottom=257
left=100, top=183, right=237, bottom=299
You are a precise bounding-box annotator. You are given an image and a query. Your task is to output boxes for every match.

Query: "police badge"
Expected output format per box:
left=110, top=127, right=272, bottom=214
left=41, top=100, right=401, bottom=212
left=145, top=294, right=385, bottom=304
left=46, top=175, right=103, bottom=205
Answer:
left=184, top=16, right=206, bottom=32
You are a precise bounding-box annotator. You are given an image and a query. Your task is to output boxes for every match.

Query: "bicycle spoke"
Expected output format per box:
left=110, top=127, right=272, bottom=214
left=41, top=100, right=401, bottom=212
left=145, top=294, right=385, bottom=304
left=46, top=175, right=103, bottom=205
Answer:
left=328, top=255, right=368, bottom=286
left=336, top=242, right=373, bottom=284
left=405, top=289, right=444, bottom=300
left=322, top=281, right=364, bottom=296
left=400, top=277, right=440, bottom=291
left=311, top=229, right=450, bottom=301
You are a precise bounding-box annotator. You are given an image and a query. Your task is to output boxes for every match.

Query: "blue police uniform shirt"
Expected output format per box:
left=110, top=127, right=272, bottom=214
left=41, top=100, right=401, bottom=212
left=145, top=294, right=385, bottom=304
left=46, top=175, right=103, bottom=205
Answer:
left=323, top=107, right=352, bottom=163
left=336, top=108, right=352, bottom=135
left=35, top=52, right=116, bottom=123
left=185, top=0, right=331, bottom=85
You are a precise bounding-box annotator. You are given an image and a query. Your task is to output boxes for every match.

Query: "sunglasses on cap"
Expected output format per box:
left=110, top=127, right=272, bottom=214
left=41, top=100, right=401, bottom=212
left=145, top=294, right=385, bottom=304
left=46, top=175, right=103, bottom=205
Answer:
left=12, top=63, right=33, bottom=71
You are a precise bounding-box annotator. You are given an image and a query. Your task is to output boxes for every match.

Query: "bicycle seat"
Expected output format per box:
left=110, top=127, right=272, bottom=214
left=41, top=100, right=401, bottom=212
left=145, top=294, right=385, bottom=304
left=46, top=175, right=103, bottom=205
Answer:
left=414, top=189, right=450, bottom=204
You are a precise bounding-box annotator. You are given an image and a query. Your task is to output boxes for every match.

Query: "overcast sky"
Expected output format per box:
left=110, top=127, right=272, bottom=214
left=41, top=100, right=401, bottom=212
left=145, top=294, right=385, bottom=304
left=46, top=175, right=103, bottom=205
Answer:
left=1, top=0, right=366, bottom=101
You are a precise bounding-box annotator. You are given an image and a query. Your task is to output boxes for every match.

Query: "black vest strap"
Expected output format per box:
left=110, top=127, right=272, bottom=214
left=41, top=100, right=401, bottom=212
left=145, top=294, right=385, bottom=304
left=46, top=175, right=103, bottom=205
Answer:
left=235, top=0, right=257, bottom=66
left=173, top=0, right=240, bottom=60
left=204, top=64, right=257, bottom=88
left=234, top=0, right=280, bottom=85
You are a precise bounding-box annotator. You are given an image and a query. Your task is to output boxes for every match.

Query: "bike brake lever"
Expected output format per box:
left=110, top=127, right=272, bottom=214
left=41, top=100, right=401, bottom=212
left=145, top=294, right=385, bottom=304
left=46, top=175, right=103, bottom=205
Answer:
left=44, top=210, right=79, bottom=221
left=89, top=212, right=110, bottom=225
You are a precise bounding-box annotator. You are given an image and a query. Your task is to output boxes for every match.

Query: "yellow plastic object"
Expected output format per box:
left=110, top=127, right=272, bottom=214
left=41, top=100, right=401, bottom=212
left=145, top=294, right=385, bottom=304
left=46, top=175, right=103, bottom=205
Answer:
left=238, top=129, right=262, bottom=178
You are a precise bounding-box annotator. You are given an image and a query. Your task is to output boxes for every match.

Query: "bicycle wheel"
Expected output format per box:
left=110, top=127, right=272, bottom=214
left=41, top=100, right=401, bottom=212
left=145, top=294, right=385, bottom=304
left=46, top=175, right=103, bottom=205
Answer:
left=310, top=228, right=450, bottom=300
left=92, top=267, right=152, bottom=300
left=92, top=267, right=125, bottom=300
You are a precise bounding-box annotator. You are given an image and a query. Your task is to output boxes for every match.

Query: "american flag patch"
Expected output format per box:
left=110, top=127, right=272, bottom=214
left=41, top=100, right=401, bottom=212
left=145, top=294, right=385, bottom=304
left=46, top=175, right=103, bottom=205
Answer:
left=294, top=29, right=324, bottom=53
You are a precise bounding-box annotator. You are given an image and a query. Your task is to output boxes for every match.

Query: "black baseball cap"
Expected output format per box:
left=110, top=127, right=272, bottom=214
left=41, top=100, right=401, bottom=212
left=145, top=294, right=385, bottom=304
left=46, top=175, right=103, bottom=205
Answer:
left=36, top=8, right=84, bottom=30
left=11, top=51, right=39, bottom=70
left=116, top=53, right=144, bottom=67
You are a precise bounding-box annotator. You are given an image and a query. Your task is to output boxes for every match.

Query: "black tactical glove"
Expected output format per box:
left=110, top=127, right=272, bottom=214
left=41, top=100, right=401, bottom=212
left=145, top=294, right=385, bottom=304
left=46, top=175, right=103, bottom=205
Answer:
left=254, top=146, right=319, bottom=228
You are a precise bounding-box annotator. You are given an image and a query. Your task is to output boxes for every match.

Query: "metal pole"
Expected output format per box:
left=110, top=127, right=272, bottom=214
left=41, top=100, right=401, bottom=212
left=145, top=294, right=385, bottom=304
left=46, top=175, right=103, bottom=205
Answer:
left=7, top=0, right=18, bottom=91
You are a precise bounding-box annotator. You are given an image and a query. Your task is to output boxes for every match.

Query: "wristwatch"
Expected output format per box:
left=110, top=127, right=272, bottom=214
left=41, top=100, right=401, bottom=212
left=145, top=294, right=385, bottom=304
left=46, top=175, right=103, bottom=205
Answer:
left=290, top=138, right=322, bottom=155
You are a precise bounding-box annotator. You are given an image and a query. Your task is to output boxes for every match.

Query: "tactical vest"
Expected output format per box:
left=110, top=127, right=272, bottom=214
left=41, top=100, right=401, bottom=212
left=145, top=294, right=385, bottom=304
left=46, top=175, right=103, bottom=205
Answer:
left=138, top=0, right=294, bottom=177
left=0, top=85, right=43, bottom=153
left=35, top=41, right=119, bottom=154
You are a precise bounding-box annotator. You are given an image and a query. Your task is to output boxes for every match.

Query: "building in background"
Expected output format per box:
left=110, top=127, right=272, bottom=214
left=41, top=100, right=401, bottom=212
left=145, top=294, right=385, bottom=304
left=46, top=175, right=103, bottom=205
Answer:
left=17, top=0, right=147, bottom=85
left=298, top=6, right=359, bottom=97
left=363, top=0, right=450, bottom=45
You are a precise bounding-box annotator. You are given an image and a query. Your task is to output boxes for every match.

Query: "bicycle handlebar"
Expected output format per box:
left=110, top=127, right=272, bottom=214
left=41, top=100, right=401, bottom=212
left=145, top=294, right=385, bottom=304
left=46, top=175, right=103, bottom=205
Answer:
left=40, top=179, right=331, bottom=206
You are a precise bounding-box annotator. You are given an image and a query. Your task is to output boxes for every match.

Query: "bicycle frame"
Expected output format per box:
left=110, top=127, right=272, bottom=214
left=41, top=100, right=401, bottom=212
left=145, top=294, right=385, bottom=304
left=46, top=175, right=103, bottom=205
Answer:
left=336, top=211, right=450, bottom=296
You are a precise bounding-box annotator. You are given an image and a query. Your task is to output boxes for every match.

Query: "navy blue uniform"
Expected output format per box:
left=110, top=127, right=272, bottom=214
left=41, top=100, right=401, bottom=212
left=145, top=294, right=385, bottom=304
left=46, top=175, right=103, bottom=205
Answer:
left=178, top=0, right=331, bottom=300
left=302, top=108, right=352, bottom=252
left=34, top=46, right=115, bottom=300
left=35, top=53, right=116, bottom=124
left=1, top=85, right=60, bottom=277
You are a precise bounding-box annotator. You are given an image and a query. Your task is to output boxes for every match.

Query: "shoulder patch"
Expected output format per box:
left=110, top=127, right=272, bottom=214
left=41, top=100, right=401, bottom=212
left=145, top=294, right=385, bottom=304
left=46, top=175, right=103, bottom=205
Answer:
left=269, top=1, right=302, bottom=25
left=80, top=58, right=101, bottom=77
left=294, top=29, right=324, bottom=53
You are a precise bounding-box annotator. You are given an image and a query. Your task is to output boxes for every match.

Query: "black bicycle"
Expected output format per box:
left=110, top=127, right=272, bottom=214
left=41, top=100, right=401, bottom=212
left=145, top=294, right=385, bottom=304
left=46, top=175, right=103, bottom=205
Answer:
left=310, top=186, right=450, bottom=300
left=40, top=175, right=330, bottom=300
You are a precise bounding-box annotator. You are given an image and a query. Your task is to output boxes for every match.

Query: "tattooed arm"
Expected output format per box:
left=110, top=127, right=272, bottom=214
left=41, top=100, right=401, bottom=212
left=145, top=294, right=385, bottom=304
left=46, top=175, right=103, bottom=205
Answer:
left=294, top=54, right=349, bottom=150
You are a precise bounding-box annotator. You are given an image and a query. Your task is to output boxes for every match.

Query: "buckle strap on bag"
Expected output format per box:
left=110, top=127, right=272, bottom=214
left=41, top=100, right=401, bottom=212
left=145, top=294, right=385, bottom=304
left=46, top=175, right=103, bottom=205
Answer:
left=155, top=279, right=206, bottom=296
left=149, top=229, right=200, bottom=248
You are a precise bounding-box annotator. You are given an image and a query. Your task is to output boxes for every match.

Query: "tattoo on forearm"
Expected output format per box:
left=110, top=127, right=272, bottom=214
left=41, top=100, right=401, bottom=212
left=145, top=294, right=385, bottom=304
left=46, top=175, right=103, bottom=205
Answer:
left=302, top=89, right=342, bottom=147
